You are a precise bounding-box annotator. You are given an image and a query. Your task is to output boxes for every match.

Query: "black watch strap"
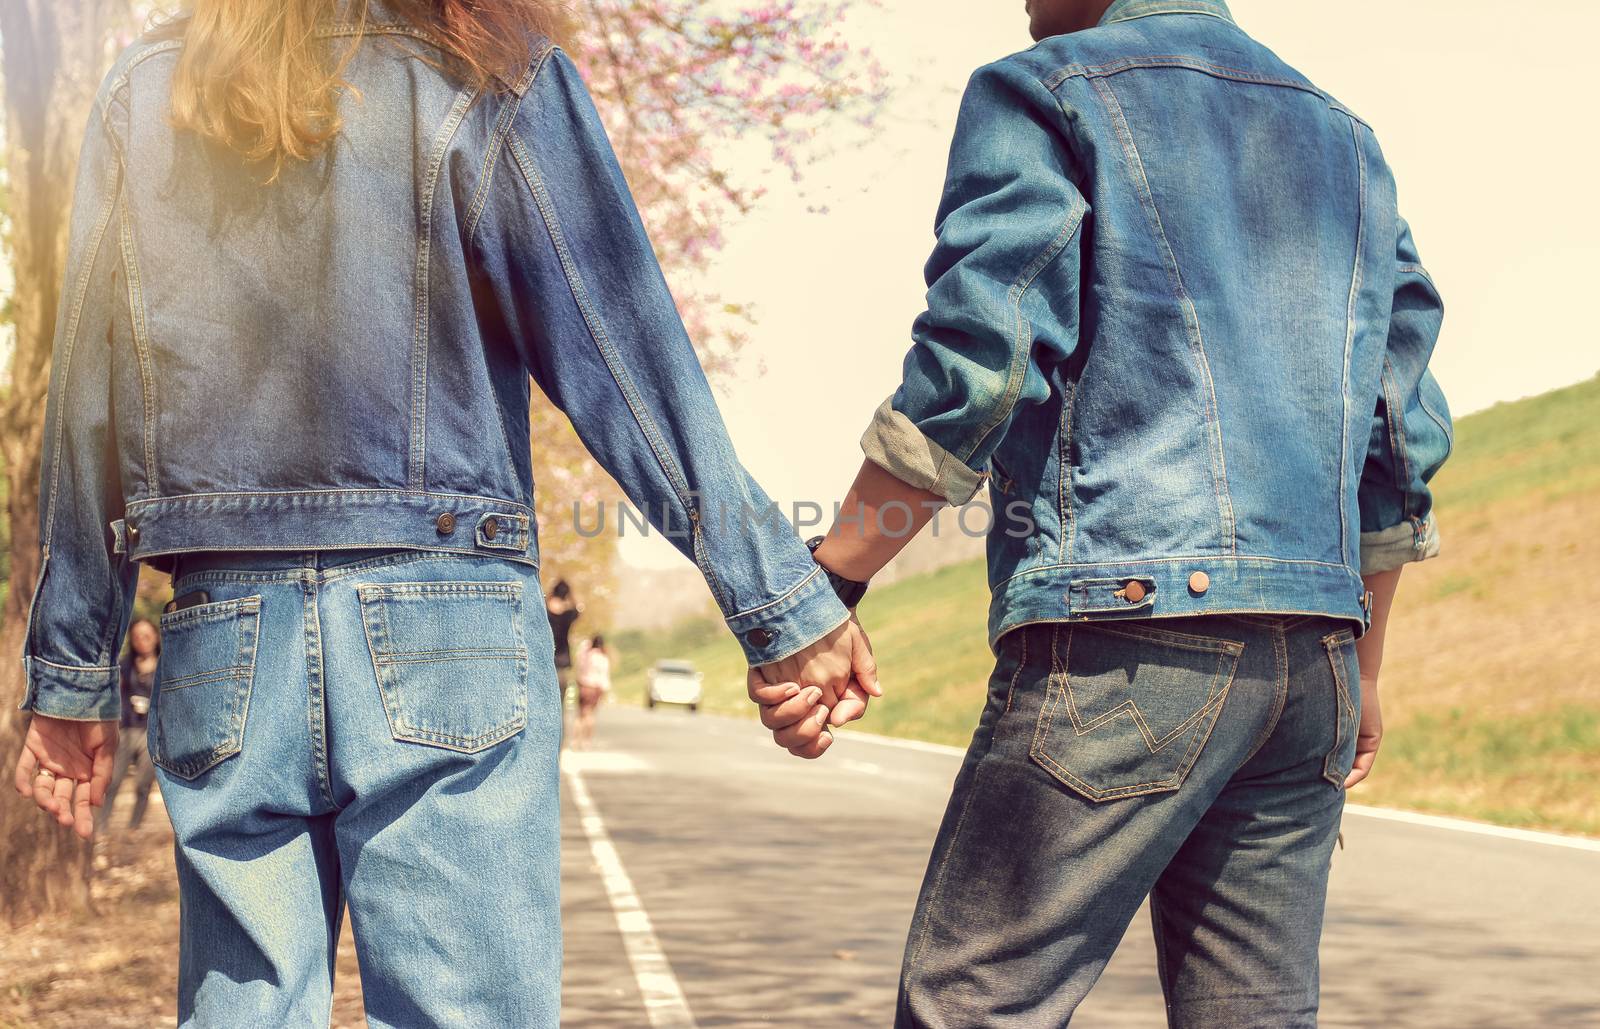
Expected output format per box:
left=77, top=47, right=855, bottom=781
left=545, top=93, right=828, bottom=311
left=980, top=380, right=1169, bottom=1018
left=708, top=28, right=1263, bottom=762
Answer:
left=806, top=535, right=870, bottom=609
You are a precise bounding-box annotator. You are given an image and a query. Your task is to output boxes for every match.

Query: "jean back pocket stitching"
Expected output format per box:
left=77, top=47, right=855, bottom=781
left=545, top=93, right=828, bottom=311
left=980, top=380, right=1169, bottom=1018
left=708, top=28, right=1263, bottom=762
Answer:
left=1031, top=627, right=1241, bottom=801
left=357, top=581, right=529, bottom=751
left=157, top=665, right=255, bottom=691
left=153, top=596, right=260, bottom=780
left=1057, top=653, right=1235, bottom=793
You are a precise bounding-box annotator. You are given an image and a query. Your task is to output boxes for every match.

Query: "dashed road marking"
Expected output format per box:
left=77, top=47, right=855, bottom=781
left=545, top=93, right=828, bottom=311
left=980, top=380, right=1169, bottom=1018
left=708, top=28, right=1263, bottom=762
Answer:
left=838, top=758, right=886, bottom=776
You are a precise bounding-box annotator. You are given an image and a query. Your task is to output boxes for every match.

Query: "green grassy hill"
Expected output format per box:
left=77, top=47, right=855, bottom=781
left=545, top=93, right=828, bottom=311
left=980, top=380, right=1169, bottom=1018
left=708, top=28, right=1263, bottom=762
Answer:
left=624, top=375, right=1600, bottom=835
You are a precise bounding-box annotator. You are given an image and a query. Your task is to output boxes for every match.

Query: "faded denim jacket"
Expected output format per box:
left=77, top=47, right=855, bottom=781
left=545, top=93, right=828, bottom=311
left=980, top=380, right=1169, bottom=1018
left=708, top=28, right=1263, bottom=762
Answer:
left=20, top=9, right=849, bottom=721
left=863, top=0, right=1452, bottom=648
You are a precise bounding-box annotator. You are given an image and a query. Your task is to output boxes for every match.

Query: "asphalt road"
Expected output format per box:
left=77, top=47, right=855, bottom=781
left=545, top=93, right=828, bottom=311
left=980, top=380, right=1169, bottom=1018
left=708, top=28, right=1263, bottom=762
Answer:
left=559, top=705, right=1600, bottom=1028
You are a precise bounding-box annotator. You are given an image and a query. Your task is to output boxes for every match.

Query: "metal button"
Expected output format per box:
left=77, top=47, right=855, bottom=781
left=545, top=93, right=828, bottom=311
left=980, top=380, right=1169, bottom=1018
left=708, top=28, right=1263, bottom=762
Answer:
left=483, top=516, right=500, bottom=540
left=435, top=512, right=456, bottom=535
left=1188, top=571, right=1210, bottom=594
left=1122, top=581, right=1147, bottom=603
left=746, top=628, right=774, bottom=649
left=125, top=524, right=140, bottom=546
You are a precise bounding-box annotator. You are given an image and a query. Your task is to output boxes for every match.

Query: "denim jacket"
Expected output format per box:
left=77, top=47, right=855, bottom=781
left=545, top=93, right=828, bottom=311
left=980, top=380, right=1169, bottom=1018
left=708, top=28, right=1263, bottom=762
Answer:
left=862, top=0, right=1451, bottom=647
left=19, top=10, right=849, bottom=721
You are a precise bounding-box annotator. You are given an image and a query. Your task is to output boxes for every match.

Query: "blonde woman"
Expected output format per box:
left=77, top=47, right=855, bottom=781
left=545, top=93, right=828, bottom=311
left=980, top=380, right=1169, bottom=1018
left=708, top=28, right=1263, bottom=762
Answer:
left=11, top=1, right=876, bottom=1023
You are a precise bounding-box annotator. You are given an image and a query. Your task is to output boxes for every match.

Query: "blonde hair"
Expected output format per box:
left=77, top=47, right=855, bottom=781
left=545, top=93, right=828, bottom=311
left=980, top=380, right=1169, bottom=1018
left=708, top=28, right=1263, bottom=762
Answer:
left=166, top=0, right=565, bottom=181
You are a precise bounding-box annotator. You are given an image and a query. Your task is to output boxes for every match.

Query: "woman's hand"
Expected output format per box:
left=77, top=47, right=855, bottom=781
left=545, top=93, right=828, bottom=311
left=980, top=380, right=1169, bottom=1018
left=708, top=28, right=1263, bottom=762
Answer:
left=747, top=671, right=836, bottom=759
left=12, top=715, right=118, bottom=840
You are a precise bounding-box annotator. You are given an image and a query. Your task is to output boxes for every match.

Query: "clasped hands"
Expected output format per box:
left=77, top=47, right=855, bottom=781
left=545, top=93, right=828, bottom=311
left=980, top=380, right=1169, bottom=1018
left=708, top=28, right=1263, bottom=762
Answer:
left=747, top=616, right=879, bottom=758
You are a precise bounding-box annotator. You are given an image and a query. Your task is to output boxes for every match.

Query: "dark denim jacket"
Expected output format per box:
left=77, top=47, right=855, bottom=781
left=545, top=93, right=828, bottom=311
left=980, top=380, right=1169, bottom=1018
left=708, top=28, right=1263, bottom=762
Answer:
left=862, top=0, right=1452, bottom=648
left=20, top=10, right=848, bottom=720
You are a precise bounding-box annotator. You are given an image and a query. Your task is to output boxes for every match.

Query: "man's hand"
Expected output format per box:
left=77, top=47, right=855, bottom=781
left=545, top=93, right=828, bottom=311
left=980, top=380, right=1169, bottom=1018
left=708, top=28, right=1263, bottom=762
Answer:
left=1344, top=675, right=1382, bottom=790
left=12, top=715, right=118, bottom=840
left=1348, top=567, right=1401, bottom=790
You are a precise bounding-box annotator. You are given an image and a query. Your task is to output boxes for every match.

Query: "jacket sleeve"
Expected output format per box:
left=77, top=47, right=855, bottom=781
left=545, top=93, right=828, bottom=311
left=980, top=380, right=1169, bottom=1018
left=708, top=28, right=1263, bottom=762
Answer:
left=471, top=45, right=849, bottom=666
left=18, top=96, right=139, bottom=722
left=860, top=60, right=1088, bottom=507
left=1357, top=217, right=1453, bottom=574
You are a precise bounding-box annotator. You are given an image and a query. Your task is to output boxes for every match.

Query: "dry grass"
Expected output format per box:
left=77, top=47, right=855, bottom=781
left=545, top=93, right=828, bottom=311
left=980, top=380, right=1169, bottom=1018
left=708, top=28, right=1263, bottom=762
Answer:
left=619, top=376, right=1600, bottom=836
left=1355, top=489, right=1600, bottom=833
left=0, top=804, right=370, bottom=1028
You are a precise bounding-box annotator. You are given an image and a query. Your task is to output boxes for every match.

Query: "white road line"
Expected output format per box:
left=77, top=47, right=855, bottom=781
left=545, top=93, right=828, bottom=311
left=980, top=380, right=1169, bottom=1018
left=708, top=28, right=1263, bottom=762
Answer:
left=1343, top=804, right=1600, bottom=853
left=837, top=758, right=886, bottom=776
left=837, top=728, right=964, bottom=757
left=564, top=765, right=698, bottom=1028
left=837, top=726, right=1600, bottom=852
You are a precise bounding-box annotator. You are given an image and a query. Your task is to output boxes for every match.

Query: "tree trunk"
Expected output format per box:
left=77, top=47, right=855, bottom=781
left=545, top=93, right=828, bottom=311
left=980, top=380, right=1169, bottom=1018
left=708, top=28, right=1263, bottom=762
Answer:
left=0, top=0, right=128, bottom=926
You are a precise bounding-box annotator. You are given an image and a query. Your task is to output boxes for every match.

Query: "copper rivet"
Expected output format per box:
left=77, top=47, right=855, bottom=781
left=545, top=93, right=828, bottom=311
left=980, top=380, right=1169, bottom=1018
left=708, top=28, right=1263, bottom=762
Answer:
left=1188, top=571, right=1210, bottom=594
left=1123, top=581, right=1147, bottom=603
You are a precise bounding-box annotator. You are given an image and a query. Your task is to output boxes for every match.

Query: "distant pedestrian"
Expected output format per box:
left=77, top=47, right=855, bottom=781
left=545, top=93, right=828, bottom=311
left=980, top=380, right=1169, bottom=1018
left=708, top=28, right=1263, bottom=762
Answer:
left=96, top=618, right=161, bottom=833
left=546, top=580, right=582, bottom=701
left=574, top=635, right=611, bottom=749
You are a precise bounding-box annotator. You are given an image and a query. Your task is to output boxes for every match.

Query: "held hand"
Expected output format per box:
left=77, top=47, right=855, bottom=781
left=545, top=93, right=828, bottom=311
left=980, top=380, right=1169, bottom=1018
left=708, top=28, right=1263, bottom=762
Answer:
left=12, top=715, right=119, bottom=840
left=759, top=617, right=880, bottom=725
left=1343, top=675, right=1382, bottom=790
left=748, top=618, right=883, bottom=758
left=747, top=669, right=835, bottom=759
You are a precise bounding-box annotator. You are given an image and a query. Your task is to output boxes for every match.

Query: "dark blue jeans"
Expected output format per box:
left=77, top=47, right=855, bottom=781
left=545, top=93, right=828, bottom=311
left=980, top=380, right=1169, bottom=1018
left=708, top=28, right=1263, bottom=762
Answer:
left=898, top=615, right=1360, bottom=1028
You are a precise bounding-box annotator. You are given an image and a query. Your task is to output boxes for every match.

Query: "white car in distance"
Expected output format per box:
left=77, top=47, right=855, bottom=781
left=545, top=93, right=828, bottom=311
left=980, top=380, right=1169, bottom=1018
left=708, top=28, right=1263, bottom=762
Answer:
left=646, top=660, right=703, bottom=712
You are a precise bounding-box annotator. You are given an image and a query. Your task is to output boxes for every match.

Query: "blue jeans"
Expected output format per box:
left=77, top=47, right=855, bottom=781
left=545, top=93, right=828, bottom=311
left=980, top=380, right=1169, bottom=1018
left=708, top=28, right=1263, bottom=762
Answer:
left=151, top=548, right=563, bottom=1027
left=898, top=615, right=1361, bottom=1028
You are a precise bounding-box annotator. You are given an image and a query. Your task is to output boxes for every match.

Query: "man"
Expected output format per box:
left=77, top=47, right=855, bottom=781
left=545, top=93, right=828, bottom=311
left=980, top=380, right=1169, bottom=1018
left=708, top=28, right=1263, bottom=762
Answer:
left=752, top=0, right=1451, bottom=1023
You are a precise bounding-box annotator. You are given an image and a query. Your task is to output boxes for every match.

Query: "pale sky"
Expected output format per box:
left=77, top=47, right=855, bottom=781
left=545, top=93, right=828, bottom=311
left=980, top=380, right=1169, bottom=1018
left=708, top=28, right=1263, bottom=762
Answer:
left=620, top=0, right=1600, bottom=570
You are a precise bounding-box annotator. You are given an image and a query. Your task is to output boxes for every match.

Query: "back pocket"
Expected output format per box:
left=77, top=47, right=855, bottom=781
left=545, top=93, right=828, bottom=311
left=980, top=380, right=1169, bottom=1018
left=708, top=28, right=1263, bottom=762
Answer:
left=356, top=580, right=529, bottom=753
left=152, top=596, right=262, bottom=780
left=1031, top=621, right=1243, bottom=802
left=1321, top=629, right=1361, bottom=787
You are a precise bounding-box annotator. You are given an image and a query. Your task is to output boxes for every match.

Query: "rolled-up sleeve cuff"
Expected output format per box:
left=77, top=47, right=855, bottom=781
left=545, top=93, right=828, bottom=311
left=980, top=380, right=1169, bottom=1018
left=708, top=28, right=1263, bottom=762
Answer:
left=860, top=398, right=985, bottom=507
left=1360, top=515, right=1441, bottom=575
left=18, top=655, right=121, bottom=721
left=725, top=565, right=852, bottom=667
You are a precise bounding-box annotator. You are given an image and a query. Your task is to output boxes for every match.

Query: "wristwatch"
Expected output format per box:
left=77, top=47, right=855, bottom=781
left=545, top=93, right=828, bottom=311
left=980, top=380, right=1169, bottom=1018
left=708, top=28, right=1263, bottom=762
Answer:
left=806, top=535, right=870, bottom=609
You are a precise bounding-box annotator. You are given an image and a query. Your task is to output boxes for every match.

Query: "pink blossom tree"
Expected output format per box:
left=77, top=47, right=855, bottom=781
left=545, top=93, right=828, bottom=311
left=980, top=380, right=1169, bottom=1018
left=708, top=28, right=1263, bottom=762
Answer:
left=532, top=0, right=885, bottom=612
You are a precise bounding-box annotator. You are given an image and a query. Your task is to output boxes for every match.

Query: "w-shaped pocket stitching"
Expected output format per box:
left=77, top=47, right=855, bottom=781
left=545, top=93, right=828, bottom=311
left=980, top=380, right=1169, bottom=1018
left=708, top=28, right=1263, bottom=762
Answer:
left=151, top=596, right=261, bottom=780
left=357, top=580, right=529, bottom=753
left=1031, top=622, right=1243, bottom=802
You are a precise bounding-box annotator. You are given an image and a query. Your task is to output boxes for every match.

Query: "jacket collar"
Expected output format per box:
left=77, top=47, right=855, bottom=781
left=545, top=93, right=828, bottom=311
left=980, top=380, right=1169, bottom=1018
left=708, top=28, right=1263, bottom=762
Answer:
left=332, top=0, right=405, bottom=27
left=1098, top=0, right=1235, bottom=27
